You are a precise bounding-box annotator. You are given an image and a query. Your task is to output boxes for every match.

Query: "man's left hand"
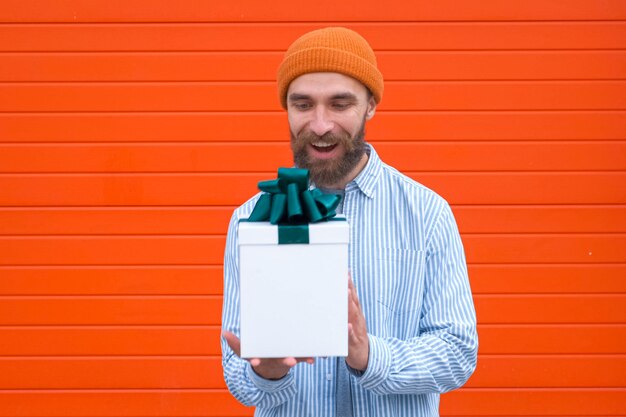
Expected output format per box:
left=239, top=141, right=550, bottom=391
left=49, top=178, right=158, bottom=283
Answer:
left=347, top=274, right=369, bottom=371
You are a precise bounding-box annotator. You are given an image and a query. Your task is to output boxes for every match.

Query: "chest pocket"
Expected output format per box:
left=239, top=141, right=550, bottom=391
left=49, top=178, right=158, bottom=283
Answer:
left=375, top=247, right=426, bottom=339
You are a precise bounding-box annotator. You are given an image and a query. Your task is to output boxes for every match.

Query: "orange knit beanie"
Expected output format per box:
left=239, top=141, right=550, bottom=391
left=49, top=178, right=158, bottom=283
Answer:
left=277, top=27, right=384, bottom=109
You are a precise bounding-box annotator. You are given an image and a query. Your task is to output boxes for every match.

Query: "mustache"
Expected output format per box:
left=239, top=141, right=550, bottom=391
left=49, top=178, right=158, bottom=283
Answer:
left=293, top=130, right=351, bottom=145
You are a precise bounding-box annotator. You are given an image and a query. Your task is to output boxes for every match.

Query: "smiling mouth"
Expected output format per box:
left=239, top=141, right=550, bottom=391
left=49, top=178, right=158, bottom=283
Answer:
left=311, top=142, right=337, bottom=153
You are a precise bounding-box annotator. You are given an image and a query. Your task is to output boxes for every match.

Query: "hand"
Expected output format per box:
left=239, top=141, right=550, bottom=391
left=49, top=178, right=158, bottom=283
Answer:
left=222, top=330, right=315, bottom=380
left=347, top=274, right=369, bottom=371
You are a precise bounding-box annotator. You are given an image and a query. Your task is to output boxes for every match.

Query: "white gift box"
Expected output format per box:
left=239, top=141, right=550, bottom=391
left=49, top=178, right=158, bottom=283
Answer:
left=238, top=219, right=349, bottom=358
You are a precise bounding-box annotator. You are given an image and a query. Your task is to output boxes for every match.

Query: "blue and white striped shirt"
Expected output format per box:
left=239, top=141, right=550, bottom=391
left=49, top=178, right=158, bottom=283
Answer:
left=221, top=144, right=478, bottom=416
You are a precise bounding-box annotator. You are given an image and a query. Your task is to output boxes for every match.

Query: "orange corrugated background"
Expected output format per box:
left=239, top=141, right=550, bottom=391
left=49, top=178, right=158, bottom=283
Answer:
left=1, top=1, right=625, bottom=415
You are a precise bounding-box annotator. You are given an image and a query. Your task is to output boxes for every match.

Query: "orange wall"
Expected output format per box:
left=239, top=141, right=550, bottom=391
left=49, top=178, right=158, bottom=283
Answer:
left=1, top=1, right=625, bottom=415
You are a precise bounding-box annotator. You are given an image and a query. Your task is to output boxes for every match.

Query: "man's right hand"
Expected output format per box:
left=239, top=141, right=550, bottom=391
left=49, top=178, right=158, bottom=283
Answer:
left=222, top=330, right=315, bottom=380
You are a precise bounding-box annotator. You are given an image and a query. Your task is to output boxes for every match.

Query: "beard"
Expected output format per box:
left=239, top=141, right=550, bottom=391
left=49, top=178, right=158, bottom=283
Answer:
left=290, top=119, right=367, bottom=188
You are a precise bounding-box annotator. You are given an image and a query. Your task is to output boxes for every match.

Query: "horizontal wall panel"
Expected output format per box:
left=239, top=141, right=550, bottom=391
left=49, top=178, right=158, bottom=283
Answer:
left=1, top=173, right=624, bottom=206
left=0, top=174, right=256, bottom=206
left=0, top=357, right=225, bottom=389
left=0, top=296, right=223, bottom=325
left=0, top=143, right=293, bottom=173
left=0, top=266, right=223, bottom=295
left=2, top=82, right=625, bottom=112
left=454, top=206, right=626, bottom=234
left=0, top=83, right=279, bottom=113
left=0, top=390, right=251, bottom=417
left=0, top=295, right=623, bottom=325
left=478, top=325, right=626, bottom=355
left=463, top=234, right=626, bottom=264
left=2, top=0, right=625, bottom=22
left=0, top=389, right=624, bottom=416
left=2, top=141, right=625, bottom=173
left=2, top=111, right=624, bottom=143
left=1, top=325, right=623, bottom=356
left=0, top=207, right=233, bottom=235
left=414, top=173, right=626, bottom=205
left=0, top=236, right=225, bottom=266
left=469, top=264, right=626, bottom=294
left=475, top=295, right=626, bottom=324
left=3, top=51, right=626, bottom=82
left=467, top=355, right=626, bottom=388
left=441, top=389, right=626, bottom=415
left=1, top=206, right=624, bottom=236
left=0, top=263, right=623, bottom=295
left=2, top=23, right=625, bottom=52
left=1, top=234, right=624, bottom=266
left=378, top=141, right=626, bottom=172
left=0, top=112, right=289, bottom=143
left=1, top=356, right=623, bottom=389
left=378, top=51, right=626, bottom=81
left=384, top=82, right=626, bottom=111
left=0, top=326, right=223, bottom=356
left=0, top=52, right=280, bottom=82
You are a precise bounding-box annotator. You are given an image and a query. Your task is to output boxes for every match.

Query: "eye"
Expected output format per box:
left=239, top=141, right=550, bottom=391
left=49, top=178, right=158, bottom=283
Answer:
left=331, top=101, right=351, bottom=110
left=291, top=102, right=312, bottom=111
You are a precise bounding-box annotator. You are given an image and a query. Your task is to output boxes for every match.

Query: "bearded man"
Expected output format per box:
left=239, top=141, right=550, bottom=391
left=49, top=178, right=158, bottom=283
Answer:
left=221, top=27, right=478, bottom=417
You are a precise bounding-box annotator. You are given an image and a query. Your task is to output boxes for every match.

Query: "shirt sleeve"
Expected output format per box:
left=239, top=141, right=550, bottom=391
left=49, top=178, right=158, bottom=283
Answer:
left=355, top=202, right=479, bottom=395
left=220, top=209, right=297, bottom=408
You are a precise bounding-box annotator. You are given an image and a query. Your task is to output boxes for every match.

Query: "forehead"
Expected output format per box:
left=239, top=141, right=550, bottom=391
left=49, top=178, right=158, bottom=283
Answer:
left=287, top=72, right=369, bottom=99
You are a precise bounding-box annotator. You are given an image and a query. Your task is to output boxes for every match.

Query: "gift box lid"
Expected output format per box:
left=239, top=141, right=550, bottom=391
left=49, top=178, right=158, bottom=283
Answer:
left=239, top=217, right=348, bottom=245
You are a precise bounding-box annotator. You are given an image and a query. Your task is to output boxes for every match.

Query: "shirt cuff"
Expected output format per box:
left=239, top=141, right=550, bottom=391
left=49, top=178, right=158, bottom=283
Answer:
left=345, top=362, right=364, bottom=377
left=354, top=334, right=391, bottom=390
left=246, top=362, right=295, bottom=393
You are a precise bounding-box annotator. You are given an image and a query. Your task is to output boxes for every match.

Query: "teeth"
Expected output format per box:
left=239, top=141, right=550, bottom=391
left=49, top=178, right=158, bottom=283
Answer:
left=312, top=142, right=334, bottom=148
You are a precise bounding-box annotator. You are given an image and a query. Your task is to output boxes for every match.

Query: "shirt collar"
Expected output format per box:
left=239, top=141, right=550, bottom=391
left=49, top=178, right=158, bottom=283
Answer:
left=345, top=143, right=382, bottom=198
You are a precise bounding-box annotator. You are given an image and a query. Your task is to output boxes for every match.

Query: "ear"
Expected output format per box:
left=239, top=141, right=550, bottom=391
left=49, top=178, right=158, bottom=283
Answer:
left=365, top=96, right=377, bottom=121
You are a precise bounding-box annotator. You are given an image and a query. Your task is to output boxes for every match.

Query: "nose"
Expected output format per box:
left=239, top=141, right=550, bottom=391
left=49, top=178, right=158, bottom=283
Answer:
left=309, top=106, right=334, bottom=136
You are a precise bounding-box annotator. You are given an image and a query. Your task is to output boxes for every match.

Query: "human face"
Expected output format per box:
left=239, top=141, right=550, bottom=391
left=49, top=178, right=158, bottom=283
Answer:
left=287, top=72, right=377, bottom=189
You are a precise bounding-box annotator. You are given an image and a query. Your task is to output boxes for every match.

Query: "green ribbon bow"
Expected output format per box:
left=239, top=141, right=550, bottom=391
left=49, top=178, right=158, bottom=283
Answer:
left=248, top=168, right=341, bottom=226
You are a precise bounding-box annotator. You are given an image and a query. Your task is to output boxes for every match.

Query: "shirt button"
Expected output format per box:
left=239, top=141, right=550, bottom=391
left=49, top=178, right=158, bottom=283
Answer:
left=326, top=373, right=332, bottom=381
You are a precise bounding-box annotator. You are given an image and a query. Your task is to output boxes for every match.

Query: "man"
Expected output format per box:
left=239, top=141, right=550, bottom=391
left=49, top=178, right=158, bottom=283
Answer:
left=221, top=27, right=478, bottom=416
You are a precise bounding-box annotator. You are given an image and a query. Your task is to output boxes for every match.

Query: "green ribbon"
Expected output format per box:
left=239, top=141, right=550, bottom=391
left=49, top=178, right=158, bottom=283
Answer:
left=247, top=168, right=341, bottom=243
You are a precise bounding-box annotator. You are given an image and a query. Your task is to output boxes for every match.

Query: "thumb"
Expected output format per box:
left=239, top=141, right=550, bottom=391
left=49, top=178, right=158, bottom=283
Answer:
left=222, top=330, right=241, bottom=357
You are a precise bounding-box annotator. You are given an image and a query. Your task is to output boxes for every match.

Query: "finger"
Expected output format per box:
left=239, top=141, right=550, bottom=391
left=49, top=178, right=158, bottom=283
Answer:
left=348, top=276, right=362, bottom=309
left=348, top=323, right=356, bottom=340
left=347, top=323, right=360, bottom=349
left=295, top=357, right=316, bottom=365
left=347, top=288, right=357, bottom=321
left=222, top=331, right=241, bottom=357
left=348, top=288, right=361, bottom=318
left=348, top=296, right=367, bottom=337
left=352, top=288, right=361, bottom=309
left=282, top=357, right=298, bottom=367
left=249, top=358, right=261, bottom=367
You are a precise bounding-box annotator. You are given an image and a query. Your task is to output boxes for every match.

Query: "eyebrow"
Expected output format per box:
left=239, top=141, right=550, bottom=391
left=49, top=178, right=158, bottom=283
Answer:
left=330, top=92, right=358, bottom=101
left=287, top=92, right=359, bottom=102
left=287, top=93, right=311, bottom=102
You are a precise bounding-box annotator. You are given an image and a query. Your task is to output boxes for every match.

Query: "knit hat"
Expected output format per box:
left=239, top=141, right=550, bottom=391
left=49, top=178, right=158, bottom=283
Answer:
left=277, top=27, right=384, bottom=109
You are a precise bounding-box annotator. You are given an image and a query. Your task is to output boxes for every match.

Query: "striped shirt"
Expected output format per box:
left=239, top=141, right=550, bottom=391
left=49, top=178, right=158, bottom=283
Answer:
left=221, top=144, right=478, bottom=416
